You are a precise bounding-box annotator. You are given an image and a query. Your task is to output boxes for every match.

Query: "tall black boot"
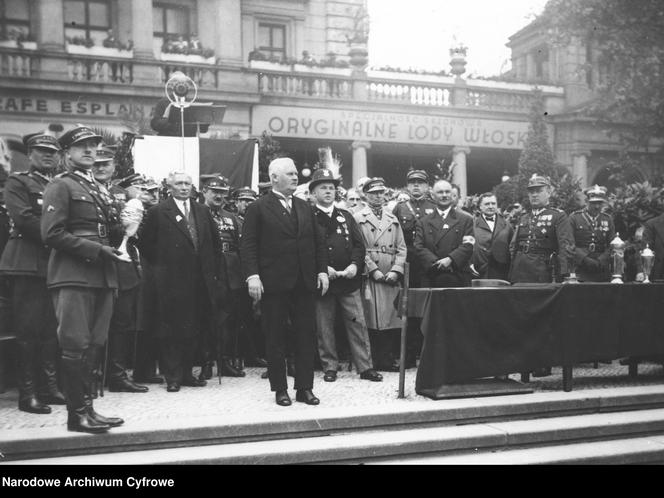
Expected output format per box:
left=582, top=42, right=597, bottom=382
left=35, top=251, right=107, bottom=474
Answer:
left=61, top=353, right=110, bottom=433
left=17, top=340, right=51, bottom=414
left=82, top=346, right=124, bottom=427
left=38, top=338, right=65, bottom=405
left=107, top=334, right=148, bottom=393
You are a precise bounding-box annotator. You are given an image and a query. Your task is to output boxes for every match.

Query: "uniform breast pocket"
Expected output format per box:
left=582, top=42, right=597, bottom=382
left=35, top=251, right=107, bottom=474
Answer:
left=70, top=192, right=97, bottom=219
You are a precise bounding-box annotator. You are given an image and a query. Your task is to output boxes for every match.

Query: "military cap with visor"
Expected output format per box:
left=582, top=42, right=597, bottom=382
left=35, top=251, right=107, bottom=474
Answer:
left=94, top=143, right=116, bottom=164
left=406, top=169, right=429, bottom=182
left=527, top=174, right=552, bottom=189
left=363, top=177, right=387, bottom=193
left=584, top=184, right=608, bottom=203
left=204, top=178, right=230, bottom=191
left=234, top=187, right=257, bottom=201
left=58, top=125, right=102, bottom=149
left=22, top=133, right=61, bottom=152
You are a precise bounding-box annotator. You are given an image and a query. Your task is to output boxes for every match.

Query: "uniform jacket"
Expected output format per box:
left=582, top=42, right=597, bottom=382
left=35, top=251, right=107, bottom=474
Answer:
left=472, top=213, right=513, bottom=280
left=642, top=213, right=664, bottom=280
left=414, top=207, right=474, bottom=287
left=108, top=184, right=141, bottom=291
left=393, top=196, right=436, bottom=286
left=210, top=207, right=244, bottom=291
left=40, top=171, right=119, bottom=289
left=354, top=206, right=407, bottom=277
left=137, top=197, right=220, bottom=339
left=240, top=191, right=327, bottom=294
left=0, top=170, right=51, bottom=277
left=509, top=207, right=574, bottom=283
left=569, top=209, right=615, bottom=282
left=314, top=206, right=365, bottom=295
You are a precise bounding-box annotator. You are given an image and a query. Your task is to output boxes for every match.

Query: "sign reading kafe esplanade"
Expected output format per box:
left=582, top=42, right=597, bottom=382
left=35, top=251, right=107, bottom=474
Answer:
left=253, top=105, right=536, bottom=149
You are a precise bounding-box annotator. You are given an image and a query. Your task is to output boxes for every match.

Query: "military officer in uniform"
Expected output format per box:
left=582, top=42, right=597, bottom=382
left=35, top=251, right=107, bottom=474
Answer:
left=91, top=145, right=149, bottom=393
left=202, top=177, right=246, bottom=378
left=569, top=185, right=615, bottom=282
left=392, top=170, right=435, bottom=368
left=509, top=175, right=575, bottom=285
left=233, top=187, right=267, bottom=371
left=41, top=125, right=124, bottom=433
left=0, top=133, right=66, bottom=414
left=509, top=174, right=575, bottom=377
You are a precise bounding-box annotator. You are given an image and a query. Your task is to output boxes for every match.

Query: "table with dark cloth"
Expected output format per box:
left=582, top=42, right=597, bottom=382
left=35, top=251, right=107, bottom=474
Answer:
left=409, top=284, right=664, bottom=399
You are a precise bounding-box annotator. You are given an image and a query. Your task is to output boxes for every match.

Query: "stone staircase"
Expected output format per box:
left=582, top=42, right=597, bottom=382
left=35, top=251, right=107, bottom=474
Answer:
left=3, top=386, right=664, bottom=465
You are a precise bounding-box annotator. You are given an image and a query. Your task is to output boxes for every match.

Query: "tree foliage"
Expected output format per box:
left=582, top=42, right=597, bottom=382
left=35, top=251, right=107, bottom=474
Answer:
left=257, top=131, right=283, bottom=182
left=541, top=0, right=664, bottom=149
left=494, top=90, right=582, bottom=213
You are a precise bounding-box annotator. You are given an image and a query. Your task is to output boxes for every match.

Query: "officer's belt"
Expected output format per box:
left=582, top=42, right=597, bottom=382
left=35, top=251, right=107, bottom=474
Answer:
left=367, top=246, right=397, bottom=255
left=586, top=243, right=605, bottom=253
left=70, top=224, right=108, bottom=238
left=221, top=242, right=238, bottom=253
left=517, top=242, right=553, bottom=255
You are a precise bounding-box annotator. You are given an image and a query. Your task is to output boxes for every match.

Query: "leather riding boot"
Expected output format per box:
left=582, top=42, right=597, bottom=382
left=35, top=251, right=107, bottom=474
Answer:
left=61, top=354, right=109, bottom=433
left=81, top=347, right=124, bottom=427
left=199, top=361, right=213, bottom=381
left=38, top=338, right=66, bottom=405
left=82, top=344, right=103, bottom=399
left=17, top=341, right=51, bottom=414
left=107, top=335, right=148, bottom=393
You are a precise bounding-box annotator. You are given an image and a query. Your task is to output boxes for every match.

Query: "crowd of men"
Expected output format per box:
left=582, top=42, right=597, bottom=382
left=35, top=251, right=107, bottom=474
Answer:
left=3, top=124, right=661, bottom=433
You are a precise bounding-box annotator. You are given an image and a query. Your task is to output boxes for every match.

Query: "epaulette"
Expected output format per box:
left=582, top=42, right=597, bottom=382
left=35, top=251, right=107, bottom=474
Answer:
left=572, top=209, right=584, bottom=215
left=54, top=171, right=70, bottom=179
left=15, top=171, right=29, bottom=176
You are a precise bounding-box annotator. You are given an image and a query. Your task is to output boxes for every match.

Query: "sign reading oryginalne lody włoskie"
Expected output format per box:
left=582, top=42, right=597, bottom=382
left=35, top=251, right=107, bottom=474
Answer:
left=252, top=105, right=546, bottom=150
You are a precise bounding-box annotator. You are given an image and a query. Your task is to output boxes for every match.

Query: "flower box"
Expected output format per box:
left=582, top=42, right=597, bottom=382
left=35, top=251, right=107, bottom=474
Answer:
left=249, top=59, right=290, bottom=72
left=0, top=40, right=37, bottom=50
left=66, top=44, right=133, bottom=59
left=293, top=63, right=352, bottom=77
left=368, top=69, right=456, bottom=85
left=160, top=52, right=216, bottom=65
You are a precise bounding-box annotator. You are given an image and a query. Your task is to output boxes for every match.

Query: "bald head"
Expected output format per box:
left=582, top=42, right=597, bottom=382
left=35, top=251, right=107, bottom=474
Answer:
left=269, top=157, right=299, bottom=196
left=431, top=180, right=453, bottom=210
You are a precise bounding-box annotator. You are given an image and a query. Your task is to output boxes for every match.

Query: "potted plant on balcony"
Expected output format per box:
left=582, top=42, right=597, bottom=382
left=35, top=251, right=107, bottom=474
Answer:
left=66, top=32, right=133, bottom=58
left=160, top=34, right=216, bottom=64
left=0, top=29, right=37, bottom=50
left=248, top=49, right=289, bottom=71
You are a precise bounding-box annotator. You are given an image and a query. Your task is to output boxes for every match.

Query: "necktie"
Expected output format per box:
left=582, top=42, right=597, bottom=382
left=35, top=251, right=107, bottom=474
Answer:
left=485, top=216, right=495, bottom=222
left=184, top=201, right=198, bottom=249
left=284, top=197, right=292, bottom=214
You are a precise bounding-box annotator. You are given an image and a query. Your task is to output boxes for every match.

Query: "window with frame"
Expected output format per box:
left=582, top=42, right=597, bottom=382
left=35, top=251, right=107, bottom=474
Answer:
left=153, top=2, right=192, bottom=53
left=534, top=46, right=549, bottom=81
left=0, top=0, right=31, bottom=41
left=258, top=22, right=286, bottom=61
left=64, top=0, right=111, bottom=47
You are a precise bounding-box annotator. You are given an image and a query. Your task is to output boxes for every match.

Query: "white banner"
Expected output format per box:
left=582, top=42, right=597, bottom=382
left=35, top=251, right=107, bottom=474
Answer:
left=252, top=105, right=546, bottom=150
left=132, top=136, right=200, bottom=186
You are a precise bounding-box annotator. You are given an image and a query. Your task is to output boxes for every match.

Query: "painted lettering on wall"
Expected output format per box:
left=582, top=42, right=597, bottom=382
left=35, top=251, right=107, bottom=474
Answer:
left=253, top=105, right=546, bottom=150
left=0, top=97, right=147, bottom=121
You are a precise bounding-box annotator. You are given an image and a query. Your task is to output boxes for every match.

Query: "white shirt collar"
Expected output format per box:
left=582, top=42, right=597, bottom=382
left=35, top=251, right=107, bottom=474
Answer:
left=174, top=197, right=190, bottom=216
left=316, top=204, right=334, bottom=216
left=437, top=206, right=452, bottom=219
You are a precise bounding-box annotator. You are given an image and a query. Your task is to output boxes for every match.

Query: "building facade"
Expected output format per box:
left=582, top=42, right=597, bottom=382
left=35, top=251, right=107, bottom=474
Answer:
left=0, top=0, right=652, bottom=194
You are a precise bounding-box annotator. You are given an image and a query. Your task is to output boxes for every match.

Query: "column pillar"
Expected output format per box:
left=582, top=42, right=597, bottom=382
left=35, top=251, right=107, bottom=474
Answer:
left=130, top=0, right=155, bottom=59
left=572, top=151, right=591, bottom=189
left=217, top=0, right=243, bottom=66
left=36, top=0, right=64, bottom=52
left=351, top=141, right=371, bottom=187
left=452, top=146, right=470, bottom=200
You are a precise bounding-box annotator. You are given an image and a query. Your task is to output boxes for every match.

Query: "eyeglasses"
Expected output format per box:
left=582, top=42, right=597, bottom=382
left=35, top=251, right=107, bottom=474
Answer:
left=347, top=197, right=360, bottom=202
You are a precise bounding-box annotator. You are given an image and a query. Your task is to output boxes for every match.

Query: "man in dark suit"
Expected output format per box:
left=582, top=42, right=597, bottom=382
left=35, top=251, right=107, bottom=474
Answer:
left=240, top=157, right=329, bottom=407
left=414, top=180, right=475, bottom=288
left=137, top=171, right=220, bottom=392
left=0, top=133, right=65, bottom=414
left=471, top=192, right=513, bottom=280
left=41, top=125, right=124, bottom=434
left=309, top=168, right=382, bottom=384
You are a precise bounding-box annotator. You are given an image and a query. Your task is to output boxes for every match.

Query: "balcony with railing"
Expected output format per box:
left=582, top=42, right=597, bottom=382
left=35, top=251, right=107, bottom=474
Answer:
left=0, top=46, right=566, bottom=116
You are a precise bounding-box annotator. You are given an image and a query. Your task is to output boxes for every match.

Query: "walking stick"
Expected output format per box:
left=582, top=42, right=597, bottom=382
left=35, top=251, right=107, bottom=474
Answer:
left=398, top=263, right=410, bottom=399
